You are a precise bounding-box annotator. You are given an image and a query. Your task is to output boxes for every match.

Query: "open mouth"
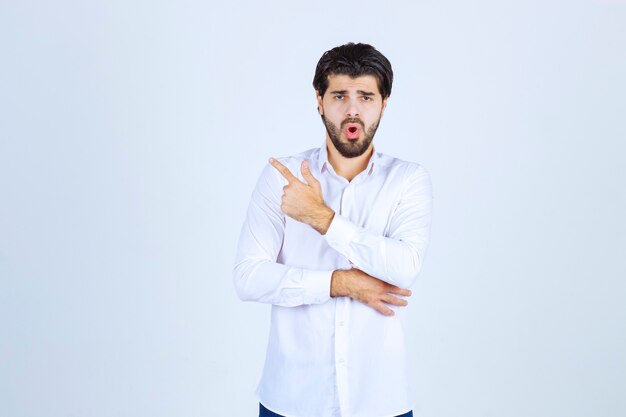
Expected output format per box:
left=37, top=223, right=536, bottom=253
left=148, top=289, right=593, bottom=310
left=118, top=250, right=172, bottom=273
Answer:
left=343, top=124, right=361, bottom=140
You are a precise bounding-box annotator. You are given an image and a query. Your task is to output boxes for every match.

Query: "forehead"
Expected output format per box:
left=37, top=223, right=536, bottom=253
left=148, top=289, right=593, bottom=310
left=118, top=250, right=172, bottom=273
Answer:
left=326, top=74, right=380, bottom=94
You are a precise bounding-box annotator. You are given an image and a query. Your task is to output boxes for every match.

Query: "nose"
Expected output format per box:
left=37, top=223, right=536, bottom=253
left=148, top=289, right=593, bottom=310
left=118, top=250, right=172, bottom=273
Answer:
left=346, top=97, right=360, bottom=118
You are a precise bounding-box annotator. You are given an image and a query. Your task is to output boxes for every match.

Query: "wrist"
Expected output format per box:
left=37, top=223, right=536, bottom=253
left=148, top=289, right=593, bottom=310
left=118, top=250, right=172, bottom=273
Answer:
left=312, top=206, right=335, bottom=235
left=323, top=206, right=335, bottom=234
left=330, top=269, right=350, bottom=298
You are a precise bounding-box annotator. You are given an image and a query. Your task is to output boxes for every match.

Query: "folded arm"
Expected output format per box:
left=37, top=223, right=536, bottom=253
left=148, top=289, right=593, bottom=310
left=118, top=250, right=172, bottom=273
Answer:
left=323, top=164, right=434, bottom=289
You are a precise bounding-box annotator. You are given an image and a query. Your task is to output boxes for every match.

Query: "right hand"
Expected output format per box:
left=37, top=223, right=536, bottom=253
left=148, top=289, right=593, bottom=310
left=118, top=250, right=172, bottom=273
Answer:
left=330, top=268, right=411, bottom=316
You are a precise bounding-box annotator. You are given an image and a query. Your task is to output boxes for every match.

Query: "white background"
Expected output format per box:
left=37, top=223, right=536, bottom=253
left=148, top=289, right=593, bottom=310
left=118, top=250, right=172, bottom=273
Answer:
left=1, top=1, right=625, bottom=416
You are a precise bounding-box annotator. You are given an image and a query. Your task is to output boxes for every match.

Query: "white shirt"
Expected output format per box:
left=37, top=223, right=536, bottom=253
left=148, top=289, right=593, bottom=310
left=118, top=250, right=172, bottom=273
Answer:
left=233, top=143, right=434, bottom=417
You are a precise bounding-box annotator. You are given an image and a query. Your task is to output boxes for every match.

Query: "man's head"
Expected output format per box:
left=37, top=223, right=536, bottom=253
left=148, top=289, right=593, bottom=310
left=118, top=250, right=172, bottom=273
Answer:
left=313, top=43, right=393, bottom=158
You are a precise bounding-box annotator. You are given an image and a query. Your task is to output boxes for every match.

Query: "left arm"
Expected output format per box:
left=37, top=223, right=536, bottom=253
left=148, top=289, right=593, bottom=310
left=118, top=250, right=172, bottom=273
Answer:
left=270, top=158, right=434, bottom=289
left=323, top=165, right=433, bottom=288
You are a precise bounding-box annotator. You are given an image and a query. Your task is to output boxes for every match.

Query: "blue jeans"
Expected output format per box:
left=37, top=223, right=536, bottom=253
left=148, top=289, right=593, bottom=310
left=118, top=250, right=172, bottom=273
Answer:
left=260, top=403, right=413, bottom=417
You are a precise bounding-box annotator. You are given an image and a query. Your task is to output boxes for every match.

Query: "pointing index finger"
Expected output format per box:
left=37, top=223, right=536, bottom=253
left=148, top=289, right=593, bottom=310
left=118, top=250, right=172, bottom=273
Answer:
left=269, top=157, right=298, bottom=183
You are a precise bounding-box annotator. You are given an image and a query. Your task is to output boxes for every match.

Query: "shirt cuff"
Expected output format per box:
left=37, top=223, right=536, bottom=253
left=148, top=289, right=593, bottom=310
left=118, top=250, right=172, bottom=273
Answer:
left=323, top=213, right=359, bottom=258
left=302, top=269, right=333, bottom=304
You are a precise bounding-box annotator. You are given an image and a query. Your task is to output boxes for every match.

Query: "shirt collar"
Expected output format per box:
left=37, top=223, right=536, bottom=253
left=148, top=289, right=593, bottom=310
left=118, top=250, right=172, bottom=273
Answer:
left=317, top=141, right=380, bottom=178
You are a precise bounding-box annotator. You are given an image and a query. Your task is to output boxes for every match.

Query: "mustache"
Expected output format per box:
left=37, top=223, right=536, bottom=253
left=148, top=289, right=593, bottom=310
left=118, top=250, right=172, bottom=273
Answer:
left=341, top=118, right=364, bottom=128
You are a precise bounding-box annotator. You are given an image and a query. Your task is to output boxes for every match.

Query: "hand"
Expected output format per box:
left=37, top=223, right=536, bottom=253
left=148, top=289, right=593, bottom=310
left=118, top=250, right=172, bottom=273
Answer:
left=330, top=268, right=411, bottom=316
left=269, top=157, right=335, bottom=234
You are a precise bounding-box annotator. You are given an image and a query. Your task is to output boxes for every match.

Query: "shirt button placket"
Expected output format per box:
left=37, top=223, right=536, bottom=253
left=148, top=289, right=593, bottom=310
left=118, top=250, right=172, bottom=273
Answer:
left=335, top=301, right=349, bottom=416
left=340, top=184, right=354, bottom=216
left=336, top=182, right=353, bottom=415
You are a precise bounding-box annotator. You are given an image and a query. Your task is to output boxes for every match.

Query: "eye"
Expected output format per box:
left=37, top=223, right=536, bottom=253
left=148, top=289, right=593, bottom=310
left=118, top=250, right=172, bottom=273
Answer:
left=334, top=94, right=344, bottom=100
left=362, top=96, right=372, bottom=101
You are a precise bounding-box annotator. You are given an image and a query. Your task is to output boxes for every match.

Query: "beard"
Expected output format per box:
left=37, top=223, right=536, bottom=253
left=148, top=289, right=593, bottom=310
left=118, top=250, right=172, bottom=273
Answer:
left=321, top=113, right=382, bottom=158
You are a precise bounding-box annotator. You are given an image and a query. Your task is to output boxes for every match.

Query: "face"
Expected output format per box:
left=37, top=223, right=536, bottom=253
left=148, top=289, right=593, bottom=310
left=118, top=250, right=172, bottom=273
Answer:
left=316, top=74, right=388, bottom=158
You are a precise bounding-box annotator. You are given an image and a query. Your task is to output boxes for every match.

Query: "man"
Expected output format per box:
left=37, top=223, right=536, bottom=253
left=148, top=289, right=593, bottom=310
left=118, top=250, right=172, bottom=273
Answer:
left=233, top=42, right=433, bottom=417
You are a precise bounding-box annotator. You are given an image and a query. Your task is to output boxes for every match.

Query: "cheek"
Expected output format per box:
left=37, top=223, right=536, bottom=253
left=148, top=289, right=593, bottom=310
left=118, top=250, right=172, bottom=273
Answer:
left=322, top=100, right=337, bottom=112
left=364, top=107, right=382, bottom=122
left=322, top=104, right=343, bottom=120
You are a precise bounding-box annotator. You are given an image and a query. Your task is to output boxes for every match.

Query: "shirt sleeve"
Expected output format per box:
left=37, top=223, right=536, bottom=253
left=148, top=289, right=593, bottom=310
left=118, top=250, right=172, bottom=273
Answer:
left=323, top=164, right=434, bottom=289
left=232, top=162, right=334, bottom=307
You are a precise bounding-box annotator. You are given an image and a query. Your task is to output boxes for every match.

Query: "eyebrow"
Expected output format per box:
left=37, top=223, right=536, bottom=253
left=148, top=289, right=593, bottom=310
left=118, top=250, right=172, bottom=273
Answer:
left=329, top=90, right=377, bottom=96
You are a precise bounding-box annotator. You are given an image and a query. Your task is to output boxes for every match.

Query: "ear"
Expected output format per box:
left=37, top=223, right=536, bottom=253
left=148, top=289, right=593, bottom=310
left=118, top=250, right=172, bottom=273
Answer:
left=380, top=97, right=389, bottom=117
left=315, top=90, right=324, bottom=115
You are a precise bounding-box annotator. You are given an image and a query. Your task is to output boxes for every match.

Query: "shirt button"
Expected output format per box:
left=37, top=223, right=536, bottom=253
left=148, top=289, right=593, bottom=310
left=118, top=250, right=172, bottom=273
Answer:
left=338, top=321, right=345, bottom=326
left=338, top=358, right=345, bottom=364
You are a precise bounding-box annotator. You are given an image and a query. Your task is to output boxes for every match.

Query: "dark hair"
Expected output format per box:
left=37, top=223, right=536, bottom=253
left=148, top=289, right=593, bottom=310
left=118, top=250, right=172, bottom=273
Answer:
left=313, top=42, right=393, bottom=99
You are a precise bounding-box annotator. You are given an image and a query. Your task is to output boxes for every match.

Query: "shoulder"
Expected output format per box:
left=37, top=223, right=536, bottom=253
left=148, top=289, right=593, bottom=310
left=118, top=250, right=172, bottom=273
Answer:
left=375, top=151, right=431, bottom=181
left=374, top=152, right=433, bottom=201
left=273, top=147, right=319, bottom=170
left=266, top=147, right=320, bottom=183
left=259, top=147, right=320, bottom=185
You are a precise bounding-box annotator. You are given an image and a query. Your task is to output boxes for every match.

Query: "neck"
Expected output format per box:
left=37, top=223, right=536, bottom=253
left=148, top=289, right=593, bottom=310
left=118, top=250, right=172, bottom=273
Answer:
left=326, top=137, right=373, bottom=182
